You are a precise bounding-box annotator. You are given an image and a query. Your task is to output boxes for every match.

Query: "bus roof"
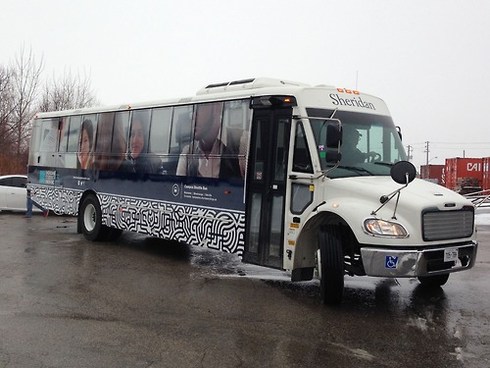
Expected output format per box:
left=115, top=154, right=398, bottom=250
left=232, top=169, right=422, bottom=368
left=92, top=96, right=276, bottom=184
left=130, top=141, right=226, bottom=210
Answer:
left=34, top=77, right=391, bottom=119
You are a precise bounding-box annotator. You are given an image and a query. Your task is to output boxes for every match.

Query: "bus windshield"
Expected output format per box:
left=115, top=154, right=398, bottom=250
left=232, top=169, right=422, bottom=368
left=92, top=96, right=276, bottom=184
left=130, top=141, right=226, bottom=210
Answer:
left=308, top=109, right=407, bottom=178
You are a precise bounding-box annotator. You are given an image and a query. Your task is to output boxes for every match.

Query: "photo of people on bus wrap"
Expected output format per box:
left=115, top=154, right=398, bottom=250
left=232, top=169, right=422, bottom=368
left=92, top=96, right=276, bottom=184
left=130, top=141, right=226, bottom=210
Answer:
left=33, top=100, right=250, bottom=183
left=93, top=112, right=128, bottom=173
left=77, top=119, right=94, bottom=170
left=176, top=102, right=241, bottom=179
left=120, top=110, right=162, bottom=174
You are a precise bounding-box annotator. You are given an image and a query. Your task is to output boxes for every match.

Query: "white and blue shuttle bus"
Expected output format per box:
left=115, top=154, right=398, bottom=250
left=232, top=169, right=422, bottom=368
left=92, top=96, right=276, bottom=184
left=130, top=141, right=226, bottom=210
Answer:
left=28, top=78, right=477, bottom=304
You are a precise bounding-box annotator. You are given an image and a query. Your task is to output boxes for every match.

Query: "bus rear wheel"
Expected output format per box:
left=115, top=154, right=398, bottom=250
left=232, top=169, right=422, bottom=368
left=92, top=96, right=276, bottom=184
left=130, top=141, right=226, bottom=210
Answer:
left=80, top=194, right=106, bottom=241
left=418, top=274, right=449, bottom=287
left=319, top=225, right=345, bottom=305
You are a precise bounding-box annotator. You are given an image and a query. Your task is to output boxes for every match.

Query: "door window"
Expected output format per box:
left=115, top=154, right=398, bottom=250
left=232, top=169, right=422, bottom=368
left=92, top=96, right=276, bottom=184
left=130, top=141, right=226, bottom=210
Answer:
left=292, top=122, right=313, bottom=173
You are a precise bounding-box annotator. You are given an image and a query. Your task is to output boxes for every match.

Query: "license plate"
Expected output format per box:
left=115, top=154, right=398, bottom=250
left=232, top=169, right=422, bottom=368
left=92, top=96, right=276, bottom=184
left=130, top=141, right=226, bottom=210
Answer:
left=444, top=248, right=459, bottom=262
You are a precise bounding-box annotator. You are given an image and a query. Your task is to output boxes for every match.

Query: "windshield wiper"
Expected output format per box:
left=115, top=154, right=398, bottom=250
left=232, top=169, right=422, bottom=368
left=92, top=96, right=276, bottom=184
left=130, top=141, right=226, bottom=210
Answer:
left=373, top=162, right=394, bottom=167
left=336, top=165, right=375, bottom=175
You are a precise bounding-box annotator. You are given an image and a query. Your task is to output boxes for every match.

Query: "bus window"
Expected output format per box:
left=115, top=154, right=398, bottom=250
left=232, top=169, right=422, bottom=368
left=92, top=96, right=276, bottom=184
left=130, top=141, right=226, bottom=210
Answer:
left=129, top=110, right=151, bottom=156
left=176, top=102, right=223, bottom=178
left=274, top=119, right=289, bottom=181
left=124, top=109, right=162, bottom=174
left=150, top=107, right=173, bottom=174
left=29, top=119, right=42, bottom=165
left=78, top=114, right=97, bottom=170
left=94, top=112, right=115, bottom=171
left=58, top=117, right=69, bottom=153
left=171, top=105, right=194, bottom=175
left=176, top=102, right=242, bottom=179
left=192, top=102, right=224, bottom=155
left=251, top=118, right=265, bottom=181
left=96, top=113, right=115, bottom=154
left=113, top=111, right=129, bottom=155
left=292, top=122, right=313, bottom=173
left=39, top=118, right=59, bottom=167
left=170, top=105, right=193, bottom=152
left=60, top=116, right=81, bottom=169
left=150, top=107, right=172, bottom=154
left=291, top=183, right=314, bottom=214
left=67, top=116, right=81, bottom=152
left=77, top=117, right=95, bottom=170
left=223, top=99, right=251, bottom=178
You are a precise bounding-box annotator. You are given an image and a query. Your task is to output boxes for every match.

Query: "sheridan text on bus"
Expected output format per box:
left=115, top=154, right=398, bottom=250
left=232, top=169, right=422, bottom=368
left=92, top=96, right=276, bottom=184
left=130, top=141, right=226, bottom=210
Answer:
left=27, top=78, right=478, bottom=304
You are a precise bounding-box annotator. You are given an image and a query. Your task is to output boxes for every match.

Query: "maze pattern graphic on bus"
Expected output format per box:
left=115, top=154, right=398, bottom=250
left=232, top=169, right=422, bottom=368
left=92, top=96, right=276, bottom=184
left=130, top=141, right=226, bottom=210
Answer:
left=99, top=194, right=245, bottom=256
left=31, top=185, right=81, bottom=216
left=31, top=186, right=245, bottom=257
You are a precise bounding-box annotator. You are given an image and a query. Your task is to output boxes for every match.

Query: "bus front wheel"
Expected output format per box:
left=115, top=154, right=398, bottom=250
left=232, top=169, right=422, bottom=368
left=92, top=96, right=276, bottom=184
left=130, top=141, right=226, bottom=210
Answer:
left=80, top=194, right=106, bottom=242
left=319, top=225, right=345, bottom=305
left=418, top=274, right=449, bottom=287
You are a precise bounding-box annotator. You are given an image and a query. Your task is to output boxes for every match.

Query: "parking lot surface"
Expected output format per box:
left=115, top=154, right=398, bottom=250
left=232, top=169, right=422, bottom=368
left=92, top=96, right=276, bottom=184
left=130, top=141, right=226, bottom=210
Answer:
left=0, top=212, right=489, bottom=367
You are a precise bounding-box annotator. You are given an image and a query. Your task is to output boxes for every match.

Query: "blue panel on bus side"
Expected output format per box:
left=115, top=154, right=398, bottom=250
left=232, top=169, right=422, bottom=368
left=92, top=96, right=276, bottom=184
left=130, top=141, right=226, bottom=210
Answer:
left=28, top=167, right=246, bottom=212
left=96, top=172, right=245, bottom=212
left=27, top=167, right=247, bottom=256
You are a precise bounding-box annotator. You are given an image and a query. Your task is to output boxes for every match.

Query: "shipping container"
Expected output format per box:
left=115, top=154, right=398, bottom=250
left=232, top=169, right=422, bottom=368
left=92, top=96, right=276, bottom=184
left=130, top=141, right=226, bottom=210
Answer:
left=420, top=164, right=445, bottom=185
left=444, top=157, right=483, bottom=193
left=482, top=157, right=490, bottom=191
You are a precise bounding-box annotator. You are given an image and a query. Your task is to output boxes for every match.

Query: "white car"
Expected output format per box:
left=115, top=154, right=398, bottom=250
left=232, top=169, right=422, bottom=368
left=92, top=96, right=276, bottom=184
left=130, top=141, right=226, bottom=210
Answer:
left=0, top=174, right=39, bottom=213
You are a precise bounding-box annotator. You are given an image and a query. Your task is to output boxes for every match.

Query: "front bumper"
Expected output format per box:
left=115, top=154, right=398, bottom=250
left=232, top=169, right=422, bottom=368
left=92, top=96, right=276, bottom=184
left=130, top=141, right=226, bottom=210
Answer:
left=360, top=241, right=477, bottom=277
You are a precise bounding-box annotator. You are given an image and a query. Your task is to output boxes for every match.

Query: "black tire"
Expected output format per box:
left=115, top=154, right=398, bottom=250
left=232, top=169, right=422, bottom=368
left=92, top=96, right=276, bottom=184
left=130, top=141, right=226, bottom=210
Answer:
left=319, top=225, right=345, bottom=305
left=79, top=194, right=106, bottom=241
left=106, top=228, right=123, bottom=241
left=418, top=274, right=450, bottom=287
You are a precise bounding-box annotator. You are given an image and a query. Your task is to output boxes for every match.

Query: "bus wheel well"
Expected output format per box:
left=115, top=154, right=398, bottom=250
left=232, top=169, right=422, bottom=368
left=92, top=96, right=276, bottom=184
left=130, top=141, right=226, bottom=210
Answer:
left=292, top=212, right=363, bottom=281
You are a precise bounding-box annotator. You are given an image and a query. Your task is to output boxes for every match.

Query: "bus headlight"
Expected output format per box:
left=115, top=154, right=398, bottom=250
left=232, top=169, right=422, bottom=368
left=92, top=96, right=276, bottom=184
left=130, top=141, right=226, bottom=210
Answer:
left=363, top=219, right=409, bottom=238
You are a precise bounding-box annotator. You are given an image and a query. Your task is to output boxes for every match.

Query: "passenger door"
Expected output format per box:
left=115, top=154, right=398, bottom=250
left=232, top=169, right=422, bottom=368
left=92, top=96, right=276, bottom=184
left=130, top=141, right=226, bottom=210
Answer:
left=243, top=108, right=291, bottom=268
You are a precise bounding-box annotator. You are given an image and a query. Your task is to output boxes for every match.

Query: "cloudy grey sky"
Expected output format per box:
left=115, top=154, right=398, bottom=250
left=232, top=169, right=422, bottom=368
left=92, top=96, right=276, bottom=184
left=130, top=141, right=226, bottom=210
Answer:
left=2, top=0, right=489, bottom=169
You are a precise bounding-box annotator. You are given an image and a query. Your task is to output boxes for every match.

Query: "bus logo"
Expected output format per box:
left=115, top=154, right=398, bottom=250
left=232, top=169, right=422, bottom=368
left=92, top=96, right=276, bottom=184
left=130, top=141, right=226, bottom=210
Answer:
left=172, top=183, right=180, bottom=197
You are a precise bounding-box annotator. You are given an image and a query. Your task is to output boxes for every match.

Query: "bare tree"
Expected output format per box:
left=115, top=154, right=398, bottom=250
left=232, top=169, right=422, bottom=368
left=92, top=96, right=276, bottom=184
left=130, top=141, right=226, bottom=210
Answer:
left=0, top=65, right=15, bottom=153
left=39, top=70, right=98, bottom=112
left=0, top=47, right=99, bottom=174
left=11, top=47, right=43, bottom=156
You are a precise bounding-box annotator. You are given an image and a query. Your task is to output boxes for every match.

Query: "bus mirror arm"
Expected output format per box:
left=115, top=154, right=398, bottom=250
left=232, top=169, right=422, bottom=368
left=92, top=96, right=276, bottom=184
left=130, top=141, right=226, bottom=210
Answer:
left=371, top=161, right=416, bottom=218
left=371, top=183, right=407, bottom=219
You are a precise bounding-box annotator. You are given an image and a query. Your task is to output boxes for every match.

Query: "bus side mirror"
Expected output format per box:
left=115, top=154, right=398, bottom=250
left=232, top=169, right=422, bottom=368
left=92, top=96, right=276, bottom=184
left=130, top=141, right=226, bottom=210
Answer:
left=325, top=150, right=342, bottom=163
left=391, top=161, right=416, bottom=184
left=326, top=121, right=342, bottom=148
left=396, top=126, right=402, bottom=141
left=324, top=120, right=342, bottom=163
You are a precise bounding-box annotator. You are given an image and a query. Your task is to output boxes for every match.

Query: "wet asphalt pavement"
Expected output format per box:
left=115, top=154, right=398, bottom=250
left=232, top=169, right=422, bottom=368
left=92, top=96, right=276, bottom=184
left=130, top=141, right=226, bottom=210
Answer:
left=0, top=212, right=489, bottom=368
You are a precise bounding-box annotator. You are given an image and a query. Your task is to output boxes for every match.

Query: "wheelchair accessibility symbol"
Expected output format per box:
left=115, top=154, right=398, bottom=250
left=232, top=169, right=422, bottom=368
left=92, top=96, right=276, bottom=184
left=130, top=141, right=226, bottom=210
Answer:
left=385, top=256, right=398, bottom=269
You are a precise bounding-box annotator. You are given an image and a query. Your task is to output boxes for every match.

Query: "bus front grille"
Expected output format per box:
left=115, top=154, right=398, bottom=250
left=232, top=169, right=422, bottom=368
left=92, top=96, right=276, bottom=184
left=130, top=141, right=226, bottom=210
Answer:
left=422, top=207, right=474, bottom=241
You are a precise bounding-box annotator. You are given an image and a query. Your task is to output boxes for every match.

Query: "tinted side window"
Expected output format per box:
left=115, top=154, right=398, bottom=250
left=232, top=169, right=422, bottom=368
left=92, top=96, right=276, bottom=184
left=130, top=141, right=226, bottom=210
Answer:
left=67, top=116, right=81, bottom=152
left=58, top=117, right=69, bottom=152
left=223, top=99, right=251, bottom=178
left=192, top=102, right=223, bottom=154
left=170, top=105, right=193, bottom=154
left=95, top=112, right=115, bottom=154
left=129, top=109, right=151, bottom=157
left=39, top=118, right=59, bottom=152
left=150, top=107, right=172, bottom=153
left=38, top=118, right=61, bottom=167
left=293, top=122, right=313, bottom=173
left=113, top=111, right=129, bottom=155
left=11, top=176, right=27, bottom=188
